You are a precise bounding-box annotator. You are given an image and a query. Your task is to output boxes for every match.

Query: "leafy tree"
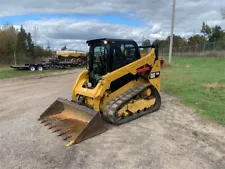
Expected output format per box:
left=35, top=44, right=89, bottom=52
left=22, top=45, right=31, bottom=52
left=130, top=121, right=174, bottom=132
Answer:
left=33, top=45, right=53, bottom=58
left=142, top=39, right=151, bottom=46
left=167, top=35, right=188, bottom=47
left=188, top=35, right=207, bottom=46
left=152, top=39, right=168, bottom=48
left=201, top=22, right=224, bottom=42
left=152, top=39, right=160, bottom=46
left=153, top=35, right=188, bottom=49
left=34, top=45, right=43, bottom=57
left=61, top=46, right=67, bottom=50
left=210, top=25, right=224, bottom=42
left=0, top=24, right=17, bottom=64
left=201, top=22, right=211, bottom=39
left=142, top=39, right=151, bottom=53
left=43, top=49, right=53, bottom=57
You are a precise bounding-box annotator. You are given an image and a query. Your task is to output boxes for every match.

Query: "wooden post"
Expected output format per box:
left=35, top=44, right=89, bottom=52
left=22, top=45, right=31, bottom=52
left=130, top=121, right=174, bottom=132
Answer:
left=14, top=52, right=17, bottom=66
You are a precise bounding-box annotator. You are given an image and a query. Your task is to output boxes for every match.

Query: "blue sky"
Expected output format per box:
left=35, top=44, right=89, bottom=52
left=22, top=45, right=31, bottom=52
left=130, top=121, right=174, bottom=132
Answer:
left=0, top=0, right=224, bottom=50
left=0, top=13, right=142, bottom=27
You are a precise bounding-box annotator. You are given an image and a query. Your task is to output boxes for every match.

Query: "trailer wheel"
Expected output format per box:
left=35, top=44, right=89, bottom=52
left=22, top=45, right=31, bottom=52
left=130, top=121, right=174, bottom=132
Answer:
left=37, top=66, right=43, bottom=71
left=29, top=66, right=36, bottom=71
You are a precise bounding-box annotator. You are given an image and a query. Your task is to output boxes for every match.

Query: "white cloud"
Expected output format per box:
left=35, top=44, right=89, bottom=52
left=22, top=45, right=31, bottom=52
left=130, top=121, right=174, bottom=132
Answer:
left=20, top=18, right=170, bottom=50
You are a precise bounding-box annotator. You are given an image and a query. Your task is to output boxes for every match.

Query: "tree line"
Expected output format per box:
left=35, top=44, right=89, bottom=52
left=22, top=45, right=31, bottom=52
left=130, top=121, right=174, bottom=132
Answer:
left=1, top=21, right=224, bottom=64
left=0, top=24, right=54, bottom=65
left=142, top=22, right=225, bottom=49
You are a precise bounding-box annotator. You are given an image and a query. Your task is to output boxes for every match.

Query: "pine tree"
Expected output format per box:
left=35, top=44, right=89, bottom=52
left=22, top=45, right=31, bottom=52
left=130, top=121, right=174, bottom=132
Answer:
left=26, top=32, right=35, bottom=59
left=16, top=25, right=28, bottom=54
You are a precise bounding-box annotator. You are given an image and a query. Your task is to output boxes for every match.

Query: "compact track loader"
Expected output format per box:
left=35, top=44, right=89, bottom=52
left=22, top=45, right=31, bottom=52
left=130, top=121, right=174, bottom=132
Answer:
left=38, top=38, right=161, bottom=146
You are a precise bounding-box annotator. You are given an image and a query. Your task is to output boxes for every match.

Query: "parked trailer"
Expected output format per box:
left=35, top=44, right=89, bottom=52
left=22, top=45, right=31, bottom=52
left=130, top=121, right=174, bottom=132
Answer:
left=10, top=64, right=47, bottom=71
left=10, top=60, right=83, bottom=72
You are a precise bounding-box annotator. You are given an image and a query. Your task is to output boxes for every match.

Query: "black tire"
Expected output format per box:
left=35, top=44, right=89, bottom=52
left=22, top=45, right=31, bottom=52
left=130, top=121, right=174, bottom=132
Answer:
left=29, top=66, right=36, bottom=71
left=37, top=66, right=43, bottom=71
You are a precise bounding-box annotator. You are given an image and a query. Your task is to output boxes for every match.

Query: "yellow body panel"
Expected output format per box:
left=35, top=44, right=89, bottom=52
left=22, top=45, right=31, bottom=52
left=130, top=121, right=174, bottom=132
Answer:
left=72, top=48, right=160, bottom=112
left=149, top=60, right=161, bottom=92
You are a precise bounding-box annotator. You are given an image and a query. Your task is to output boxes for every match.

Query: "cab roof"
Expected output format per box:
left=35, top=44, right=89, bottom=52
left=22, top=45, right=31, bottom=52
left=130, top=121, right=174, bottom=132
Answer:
left=86, top=38, right=136, bottom=45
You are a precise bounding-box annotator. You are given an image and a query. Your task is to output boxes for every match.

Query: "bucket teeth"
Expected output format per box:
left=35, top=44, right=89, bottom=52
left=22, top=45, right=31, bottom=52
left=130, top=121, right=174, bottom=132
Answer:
left=40, top=119, right=47, bottom=124
left=62, top=134, right=71, bottom=141
left=39, top=118, right=58, bottom=132
left=48, top=125, right=56, bottom=129
left=40, top=117, right=51, bottom=123
left=43, top=121, right=51, bottom=126
left=41, top=120, right=72, bottom=141
left=52, top=128, right=61, bottom=133
left=57, top=130, right=67, bottom=136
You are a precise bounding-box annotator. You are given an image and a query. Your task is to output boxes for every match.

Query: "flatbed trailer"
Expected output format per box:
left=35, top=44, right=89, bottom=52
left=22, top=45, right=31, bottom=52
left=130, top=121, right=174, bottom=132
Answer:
left=10, top=60, right=84, bottom=71
left=10, top=64, right=47, bottom=71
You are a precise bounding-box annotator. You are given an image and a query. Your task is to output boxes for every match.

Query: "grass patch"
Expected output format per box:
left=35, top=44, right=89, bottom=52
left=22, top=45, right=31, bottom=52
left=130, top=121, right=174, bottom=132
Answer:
left=0, top=66, right=75, bottom=80
left=161, top=56, right=225, bottom=125
left=192, top=131, right=199, bottom=137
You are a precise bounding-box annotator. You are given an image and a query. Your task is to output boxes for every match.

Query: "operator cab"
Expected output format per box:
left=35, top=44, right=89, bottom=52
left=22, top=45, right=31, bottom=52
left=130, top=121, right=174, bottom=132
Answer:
left=87, top=38, right=141, bottom=87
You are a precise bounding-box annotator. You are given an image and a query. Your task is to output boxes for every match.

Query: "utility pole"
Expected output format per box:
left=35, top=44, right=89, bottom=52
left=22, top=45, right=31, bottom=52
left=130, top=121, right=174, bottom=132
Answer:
left=169, top=0, right=176, bottom=64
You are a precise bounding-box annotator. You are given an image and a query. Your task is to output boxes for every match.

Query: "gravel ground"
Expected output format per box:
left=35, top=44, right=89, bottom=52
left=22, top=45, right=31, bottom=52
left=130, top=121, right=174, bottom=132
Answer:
left=0, top=69, right=225, bottom=169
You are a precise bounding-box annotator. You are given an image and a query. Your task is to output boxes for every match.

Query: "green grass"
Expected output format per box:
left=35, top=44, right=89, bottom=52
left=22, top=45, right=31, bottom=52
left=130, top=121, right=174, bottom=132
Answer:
left=0, top=66, right=73, bottom=80
left=161, top=56, right=225, bottom=125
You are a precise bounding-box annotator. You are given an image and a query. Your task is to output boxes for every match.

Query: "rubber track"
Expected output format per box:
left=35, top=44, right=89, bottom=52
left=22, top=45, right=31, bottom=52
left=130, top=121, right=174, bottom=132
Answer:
left=103, top=83, right=161, bottom=125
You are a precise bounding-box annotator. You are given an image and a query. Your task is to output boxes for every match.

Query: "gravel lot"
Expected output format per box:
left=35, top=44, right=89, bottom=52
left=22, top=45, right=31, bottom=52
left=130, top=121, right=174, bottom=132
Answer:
left=0, top=69, right=225, bottom=169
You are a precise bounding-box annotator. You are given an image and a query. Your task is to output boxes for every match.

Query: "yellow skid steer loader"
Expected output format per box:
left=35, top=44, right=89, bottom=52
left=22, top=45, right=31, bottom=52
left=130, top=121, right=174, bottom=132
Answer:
left=38, top=38, right=161, bottom=146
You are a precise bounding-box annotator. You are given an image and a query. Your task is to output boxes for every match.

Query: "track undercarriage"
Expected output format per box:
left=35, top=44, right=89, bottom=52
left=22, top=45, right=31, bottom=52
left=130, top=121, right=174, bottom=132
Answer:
left=103, top=83, right=161, bottom=125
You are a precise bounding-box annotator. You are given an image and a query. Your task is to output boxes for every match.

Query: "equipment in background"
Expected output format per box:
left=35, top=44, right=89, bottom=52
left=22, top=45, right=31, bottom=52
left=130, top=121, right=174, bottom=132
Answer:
left=56, top=50, right=88, bottom=66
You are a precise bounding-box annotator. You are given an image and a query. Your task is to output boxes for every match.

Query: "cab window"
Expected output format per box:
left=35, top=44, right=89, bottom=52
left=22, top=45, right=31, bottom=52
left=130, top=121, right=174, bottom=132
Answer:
left=112, top=42, right=137, bottom=70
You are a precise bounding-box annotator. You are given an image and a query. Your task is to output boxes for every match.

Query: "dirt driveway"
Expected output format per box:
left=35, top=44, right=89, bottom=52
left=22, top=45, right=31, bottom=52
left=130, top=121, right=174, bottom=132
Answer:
left=0, top=69, right=224, bottom=169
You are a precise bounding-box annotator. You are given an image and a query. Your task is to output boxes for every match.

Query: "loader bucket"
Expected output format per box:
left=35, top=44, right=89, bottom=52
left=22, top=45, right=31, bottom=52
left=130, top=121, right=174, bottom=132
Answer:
left=38, top=97, right=107, bottom=146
